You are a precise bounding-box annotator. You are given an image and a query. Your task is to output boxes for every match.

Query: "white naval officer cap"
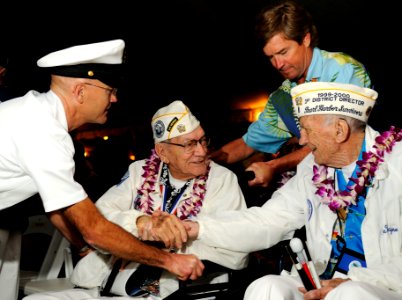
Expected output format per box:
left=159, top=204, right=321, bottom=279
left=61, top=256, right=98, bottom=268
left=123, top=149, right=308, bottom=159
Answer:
left=37, top=39, right=125, bottom=87
left=151, top=100, right=200, bottom=143
left=291, top=82, right=378, bottom=123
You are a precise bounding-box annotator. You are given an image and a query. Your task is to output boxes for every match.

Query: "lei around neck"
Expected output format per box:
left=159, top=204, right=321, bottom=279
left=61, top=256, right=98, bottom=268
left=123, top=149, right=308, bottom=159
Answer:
left=134, top=150, right=209, bottom=220
left=313, top=126, right=402, bottom=214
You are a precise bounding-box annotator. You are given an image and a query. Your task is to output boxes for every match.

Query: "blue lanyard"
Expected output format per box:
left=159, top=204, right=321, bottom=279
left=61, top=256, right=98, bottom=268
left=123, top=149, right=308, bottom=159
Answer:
left=162, top=184, right=187, bottom=213
left=323, top=140, right=368, bottom=279
left=334, top=139, right=367, bottom=253
left=335, top=140, right=366, bottom=191
left=161, top=164, right=191, bottom=214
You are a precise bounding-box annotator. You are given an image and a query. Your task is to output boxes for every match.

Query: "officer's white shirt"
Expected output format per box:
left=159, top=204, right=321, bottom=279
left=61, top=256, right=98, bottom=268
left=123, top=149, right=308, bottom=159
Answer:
left=197, top=126, right=402, bottom=294
left=0, top=90, right=87, bottom=212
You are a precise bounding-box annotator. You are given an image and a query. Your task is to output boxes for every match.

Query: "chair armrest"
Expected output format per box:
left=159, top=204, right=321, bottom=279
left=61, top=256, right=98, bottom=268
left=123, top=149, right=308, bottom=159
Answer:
left=176, top=260, right=235, bottom=299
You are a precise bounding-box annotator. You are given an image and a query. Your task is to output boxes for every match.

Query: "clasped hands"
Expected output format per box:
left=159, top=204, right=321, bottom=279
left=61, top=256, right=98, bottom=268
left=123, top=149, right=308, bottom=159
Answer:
left=136, top=211, right=199, bottom=250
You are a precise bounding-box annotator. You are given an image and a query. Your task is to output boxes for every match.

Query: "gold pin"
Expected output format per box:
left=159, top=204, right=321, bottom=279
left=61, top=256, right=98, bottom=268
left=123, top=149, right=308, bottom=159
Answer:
left=177, top=124, right=186, bottom=133
left=88, top=70, right=94, bottom=77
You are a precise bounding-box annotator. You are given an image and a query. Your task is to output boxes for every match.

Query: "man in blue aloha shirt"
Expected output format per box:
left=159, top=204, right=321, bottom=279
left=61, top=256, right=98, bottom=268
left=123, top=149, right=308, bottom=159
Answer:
left=211, top=0, right=371, bottom=189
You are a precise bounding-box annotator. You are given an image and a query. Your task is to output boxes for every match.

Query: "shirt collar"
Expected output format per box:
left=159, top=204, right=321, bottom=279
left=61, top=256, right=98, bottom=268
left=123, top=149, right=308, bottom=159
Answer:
left=305, top=47, right=322, bottom=82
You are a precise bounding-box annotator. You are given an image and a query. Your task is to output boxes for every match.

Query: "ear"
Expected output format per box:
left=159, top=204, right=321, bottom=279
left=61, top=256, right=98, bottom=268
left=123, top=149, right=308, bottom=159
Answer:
left=155, top=143, right=169, bottom=164
left=303, top=32, right=311, bottom=47
left=335, top=118, right=350, bottom=143
left=73, top=83, right=85, bottom=104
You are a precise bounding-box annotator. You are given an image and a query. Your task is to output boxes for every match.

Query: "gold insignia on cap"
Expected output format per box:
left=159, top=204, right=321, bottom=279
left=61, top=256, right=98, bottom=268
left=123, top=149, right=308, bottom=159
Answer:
left=177, top=124, right=186, bottom=133
left=295, top=96, right=303, bottom=106
left=88, top=70, right=94, bottom=77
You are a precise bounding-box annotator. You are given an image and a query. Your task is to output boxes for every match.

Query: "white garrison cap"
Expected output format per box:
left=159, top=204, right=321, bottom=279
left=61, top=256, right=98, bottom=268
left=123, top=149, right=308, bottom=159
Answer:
left=152, top=100, right=200, bottom=143
left=37, top=39, right=125, bottom=87
left=291, top=82, right=377, bottom=123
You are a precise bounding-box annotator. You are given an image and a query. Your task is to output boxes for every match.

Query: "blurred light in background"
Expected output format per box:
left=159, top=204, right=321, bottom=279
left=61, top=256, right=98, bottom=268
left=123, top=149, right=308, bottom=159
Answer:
left=230, top=91, right=268, bottom=123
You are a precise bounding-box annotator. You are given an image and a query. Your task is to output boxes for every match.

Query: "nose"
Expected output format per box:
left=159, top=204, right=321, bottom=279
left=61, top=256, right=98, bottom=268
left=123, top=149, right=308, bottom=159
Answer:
left=195, top=140, right=208, bottom=155
left=271, top=56, right=284, bottom=70
left=110, top=93, right=118, bottom=103
left=299, top=130, right=307, bottom=146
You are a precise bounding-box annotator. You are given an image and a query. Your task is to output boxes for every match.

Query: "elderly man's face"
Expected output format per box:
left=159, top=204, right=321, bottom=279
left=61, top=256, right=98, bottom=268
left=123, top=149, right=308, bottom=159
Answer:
left=299, top=115, right=338, bottom=165
left=159, top=126, right=209, bottom=180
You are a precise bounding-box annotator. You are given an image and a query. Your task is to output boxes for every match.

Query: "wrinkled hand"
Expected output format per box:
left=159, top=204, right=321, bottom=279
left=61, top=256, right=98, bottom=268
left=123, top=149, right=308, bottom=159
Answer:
left=246, top=161, right=276, bottom=187
left=168, top=252, right=204, bottom=281
left=300, top=278, right=350, bottom=299
left=137, top=211, right=188, bottom=249
left=182, top=220, right=199, bottom=240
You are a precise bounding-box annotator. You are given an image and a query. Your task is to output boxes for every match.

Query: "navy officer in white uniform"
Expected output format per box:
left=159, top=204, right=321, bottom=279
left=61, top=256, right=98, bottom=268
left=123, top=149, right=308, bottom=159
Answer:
left=0, top=39, right=204, bottom=300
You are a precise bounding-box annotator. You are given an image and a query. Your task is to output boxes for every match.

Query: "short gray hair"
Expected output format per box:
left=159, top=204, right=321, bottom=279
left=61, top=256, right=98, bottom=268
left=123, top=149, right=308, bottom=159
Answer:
left=323, top=114, right=366, bottom=133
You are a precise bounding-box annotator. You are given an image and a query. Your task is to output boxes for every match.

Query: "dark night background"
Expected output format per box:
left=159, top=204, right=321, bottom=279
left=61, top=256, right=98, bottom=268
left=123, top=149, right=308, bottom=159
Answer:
left=3, top=0, right=396, bottom=162
left=2, top=1, right=399, bottom=287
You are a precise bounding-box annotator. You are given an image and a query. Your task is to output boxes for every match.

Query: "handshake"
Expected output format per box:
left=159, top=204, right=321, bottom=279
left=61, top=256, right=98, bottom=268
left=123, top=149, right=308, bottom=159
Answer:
left=136, top=211, right=200, bottom=250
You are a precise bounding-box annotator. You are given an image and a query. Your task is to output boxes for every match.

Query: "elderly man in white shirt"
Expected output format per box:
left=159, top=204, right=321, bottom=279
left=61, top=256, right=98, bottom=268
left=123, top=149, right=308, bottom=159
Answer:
left=24, top=100, right=248, bottom=300
left=184, top=82, right=402, bottom=300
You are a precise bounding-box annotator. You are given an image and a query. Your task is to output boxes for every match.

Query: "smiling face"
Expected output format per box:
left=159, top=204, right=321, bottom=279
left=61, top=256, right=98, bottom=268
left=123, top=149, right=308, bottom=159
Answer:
left=263, top=32, right=312, bottom=83
left=155, top=126, right=209, bottom=180
left=299, top=115, right=338, bottom=165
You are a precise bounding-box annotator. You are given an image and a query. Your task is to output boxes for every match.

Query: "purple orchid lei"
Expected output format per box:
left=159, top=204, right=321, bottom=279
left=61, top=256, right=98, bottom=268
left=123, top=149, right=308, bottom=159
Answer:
left=134, top=150, right=209, bottom=220
left=312, top=126, right=402, bottom=213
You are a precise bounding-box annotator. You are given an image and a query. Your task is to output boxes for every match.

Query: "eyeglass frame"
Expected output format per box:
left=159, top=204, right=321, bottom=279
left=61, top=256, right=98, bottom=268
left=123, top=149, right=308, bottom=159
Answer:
left=161, top=136, right=210, bottom=153
left=84, top=82, right=118, bottom=96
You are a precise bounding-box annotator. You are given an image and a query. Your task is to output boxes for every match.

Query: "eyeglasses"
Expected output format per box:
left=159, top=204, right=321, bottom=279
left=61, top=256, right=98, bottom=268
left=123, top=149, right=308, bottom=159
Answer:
left=162, top=136, right=210, bottom=153
left=84, top=83, right=118, bottom=96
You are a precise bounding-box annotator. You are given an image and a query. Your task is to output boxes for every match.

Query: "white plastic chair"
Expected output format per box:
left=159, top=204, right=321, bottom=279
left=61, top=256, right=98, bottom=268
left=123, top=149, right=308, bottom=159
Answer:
left=0, top=229, right=21, bottom=300
left=23, top=229, right=75, bottom=295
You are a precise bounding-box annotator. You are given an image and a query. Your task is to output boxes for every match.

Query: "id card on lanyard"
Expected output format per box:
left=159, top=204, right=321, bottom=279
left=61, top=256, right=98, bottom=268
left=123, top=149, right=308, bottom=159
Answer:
left=331, top=235, right=367, bottom=277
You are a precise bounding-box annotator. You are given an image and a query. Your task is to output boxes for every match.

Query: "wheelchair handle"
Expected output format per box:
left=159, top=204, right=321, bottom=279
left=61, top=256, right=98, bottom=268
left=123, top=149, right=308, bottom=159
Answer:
left=245, top=170, right=255, bottom=181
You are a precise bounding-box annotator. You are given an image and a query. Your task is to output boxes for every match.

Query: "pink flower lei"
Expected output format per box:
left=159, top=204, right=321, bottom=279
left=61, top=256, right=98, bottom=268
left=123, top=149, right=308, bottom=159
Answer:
left=134, top=150, right=209, bottom=220
left=313, top=126, right=402, bottom=213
